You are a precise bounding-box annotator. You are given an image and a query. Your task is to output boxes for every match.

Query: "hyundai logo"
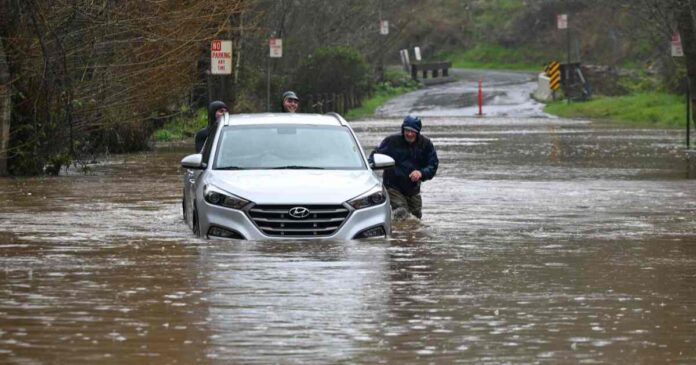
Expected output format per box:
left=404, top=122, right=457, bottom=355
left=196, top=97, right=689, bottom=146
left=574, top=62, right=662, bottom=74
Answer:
left=288, top=207, right=310, bottom=219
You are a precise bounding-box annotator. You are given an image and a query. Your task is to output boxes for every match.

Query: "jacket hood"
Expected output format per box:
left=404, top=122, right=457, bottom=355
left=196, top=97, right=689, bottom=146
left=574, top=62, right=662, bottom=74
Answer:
left=401, top=115, right=422, bottom=134
left=207, top=101, right=228, bottom=126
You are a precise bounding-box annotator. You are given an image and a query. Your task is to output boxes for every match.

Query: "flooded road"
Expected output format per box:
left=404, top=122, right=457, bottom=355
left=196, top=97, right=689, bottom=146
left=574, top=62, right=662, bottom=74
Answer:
left=377, top=69, right=547, bottom=118
left=2, top=76, right=696, bottom=364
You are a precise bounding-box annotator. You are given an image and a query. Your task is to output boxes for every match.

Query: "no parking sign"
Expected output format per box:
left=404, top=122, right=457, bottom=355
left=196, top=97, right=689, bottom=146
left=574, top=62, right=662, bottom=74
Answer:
left=211, top=40, right=232, bottom=75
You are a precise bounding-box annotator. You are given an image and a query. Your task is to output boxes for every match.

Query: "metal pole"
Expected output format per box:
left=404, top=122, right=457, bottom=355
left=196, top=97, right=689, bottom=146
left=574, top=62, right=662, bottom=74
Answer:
left=566, top=2, right=570, bottom=105
left=266, top=55, right=270, bottom=112
left=687, top=77, right=691, bottom=149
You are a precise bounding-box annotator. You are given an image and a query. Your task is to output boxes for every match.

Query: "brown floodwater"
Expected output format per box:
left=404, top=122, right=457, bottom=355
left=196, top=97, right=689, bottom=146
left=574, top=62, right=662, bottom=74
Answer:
left=1, top=116, right=695, bottom=364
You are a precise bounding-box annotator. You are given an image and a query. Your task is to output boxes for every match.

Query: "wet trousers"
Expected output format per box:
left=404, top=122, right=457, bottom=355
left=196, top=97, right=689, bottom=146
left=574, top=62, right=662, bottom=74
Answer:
left=387, top=187, right=422, bottom=219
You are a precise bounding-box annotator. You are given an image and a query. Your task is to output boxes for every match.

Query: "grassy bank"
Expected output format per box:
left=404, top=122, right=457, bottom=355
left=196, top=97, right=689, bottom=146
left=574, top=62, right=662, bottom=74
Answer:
left=438, top=44, right=548, bottom=71
left=545, top=92, right=687, bottom=128
left=345, top=82, right=418, bottom=120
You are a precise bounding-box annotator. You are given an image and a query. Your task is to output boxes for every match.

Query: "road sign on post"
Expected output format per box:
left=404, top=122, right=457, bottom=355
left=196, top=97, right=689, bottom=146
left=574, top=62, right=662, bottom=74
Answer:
left=269, top=37, right=283, bottom=58
left=380, top=20, right=389, bottom=35
left=400, top=49, right=410, bottom=73
left=672, top=32, right=684, bottom=57
left=211, top=40, right=233, bottom=75
left=545, top=61, right=561, bottom=91
left=557, top=14, right=568, bottom=29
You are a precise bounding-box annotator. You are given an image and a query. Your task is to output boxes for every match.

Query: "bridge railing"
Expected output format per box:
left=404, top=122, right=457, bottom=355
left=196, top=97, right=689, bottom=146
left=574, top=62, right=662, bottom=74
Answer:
left=410, top=61, right=452, bottom=81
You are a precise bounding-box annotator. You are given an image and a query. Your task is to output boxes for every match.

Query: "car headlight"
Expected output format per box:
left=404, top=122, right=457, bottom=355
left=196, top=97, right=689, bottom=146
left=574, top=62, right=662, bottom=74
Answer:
left=347, top=185, right=387, bottom=210
left=204, top=185, right=250, bottom=209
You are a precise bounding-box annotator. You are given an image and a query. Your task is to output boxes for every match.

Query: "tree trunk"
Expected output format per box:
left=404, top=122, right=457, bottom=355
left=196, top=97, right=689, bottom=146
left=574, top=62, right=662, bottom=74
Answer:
left=0, top=38, right=10, bottom=176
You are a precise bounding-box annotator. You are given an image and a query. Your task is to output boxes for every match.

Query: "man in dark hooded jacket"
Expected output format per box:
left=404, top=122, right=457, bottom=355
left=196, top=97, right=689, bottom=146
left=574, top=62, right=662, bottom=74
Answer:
left=370, top=115, right=438, bottom=219
left=195, top=100, right=228, bottom=152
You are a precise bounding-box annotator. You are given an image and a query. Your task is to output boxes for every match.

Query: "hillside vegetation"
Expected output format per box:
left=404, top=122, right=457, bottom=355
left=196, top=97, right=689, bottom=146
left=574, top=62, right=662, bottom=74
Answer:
left=2, top=0, right=692, bottom=176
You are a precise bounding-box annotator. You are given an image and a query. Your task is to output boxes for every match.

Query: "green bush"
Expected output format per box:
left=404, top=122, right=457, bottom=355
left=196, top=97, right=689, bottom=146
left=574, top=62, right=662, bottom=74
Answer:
left=383, top=69, right=418, bottom=88
left=293, top=46, right=372, bottom=97
left=154, top=129, right=173, bottom=142
left=152, top=108, right=207, bottom=142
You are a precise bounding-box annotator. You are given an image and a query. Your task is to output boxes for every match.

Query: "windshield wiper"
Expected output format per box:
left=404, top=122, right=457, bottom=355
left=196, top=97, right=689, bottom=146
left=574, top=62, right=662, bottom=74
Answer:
left=216, top=166, right=244, bottom=170
left=271, top=165, right=325, bottom=170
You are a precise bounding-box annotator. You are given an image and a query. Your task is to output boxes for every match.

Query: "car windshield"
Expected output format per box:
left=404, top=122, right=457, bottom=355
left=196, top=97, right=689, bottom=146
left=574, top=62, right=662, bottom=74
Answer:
left=213, top=124, right=366, bottom=170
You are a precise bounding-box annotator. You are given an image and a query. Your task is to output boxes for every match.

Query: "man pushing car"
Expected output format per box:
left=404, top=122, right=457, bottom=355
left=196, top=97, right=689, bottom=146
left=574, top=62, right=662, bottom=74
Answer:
left=370, top=115, right=439, bottom=219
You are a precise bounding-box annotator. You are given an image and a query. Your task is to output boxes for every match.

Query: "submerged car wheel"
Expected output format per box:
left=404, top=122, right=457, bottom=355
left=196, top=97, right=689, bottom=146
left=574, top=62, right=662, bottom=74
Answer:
left=192, top=205, right=201, bottom=237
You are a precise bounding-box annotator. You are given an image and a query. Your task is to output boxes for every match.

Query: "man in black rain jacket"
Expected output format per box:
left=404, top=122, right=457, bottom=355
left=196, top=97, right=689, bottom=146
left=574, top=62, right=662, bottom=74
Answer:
left=370, top=115, right=439, bottom=219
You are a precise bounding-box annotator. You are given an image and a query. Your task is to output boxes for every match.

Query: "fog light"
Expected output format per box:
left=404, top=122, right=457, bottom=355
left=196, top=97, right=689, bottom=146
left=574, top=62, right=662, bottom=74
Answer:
left=353, top=225, right=386, bottom=239
left=208, top=226, right=245, bottom=240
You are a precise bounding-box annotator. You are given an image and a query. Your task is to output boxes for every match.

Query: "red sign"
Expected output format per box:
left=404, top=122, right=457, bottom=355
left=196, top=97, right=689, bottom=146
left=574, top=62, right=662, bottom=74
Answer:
left=672, top=32, right=684, bottom=57
left=269, top=37, right=282, bottom=58
left=211, top=40, right=232, bottom=75
left=557, top=14, right=567, bottom=29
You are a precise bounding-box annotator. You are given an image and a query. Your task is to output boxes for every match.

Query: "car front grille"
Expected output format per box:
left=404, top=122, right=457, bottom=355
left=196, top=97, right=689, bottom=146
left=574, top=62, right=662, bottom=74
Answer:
left=248, top=204, right=350, bottom=237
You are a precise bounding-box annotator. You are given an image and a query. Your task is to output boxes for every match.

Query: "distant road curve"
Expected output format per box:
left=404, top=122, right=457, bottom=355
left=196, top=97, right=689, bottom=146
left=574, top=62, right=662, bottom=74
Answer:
left=376, top=68, right=551, bottom=118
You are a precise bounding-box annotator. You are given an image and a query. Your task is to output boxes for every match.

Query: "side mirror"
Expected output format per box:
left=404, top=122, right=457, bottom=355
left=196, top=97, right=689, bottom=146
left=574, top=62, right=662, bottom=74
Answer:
left=370, top=153, right=395, bottom=170
left=181, top=154, right=205, bottom=169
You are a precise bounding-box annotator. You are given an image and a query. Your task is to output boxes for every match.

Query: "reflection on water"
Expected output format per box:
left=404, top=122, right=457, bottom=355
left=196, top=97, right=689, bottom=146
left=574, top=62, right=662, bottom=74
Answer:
left=1, top=118, right=696, bottom=364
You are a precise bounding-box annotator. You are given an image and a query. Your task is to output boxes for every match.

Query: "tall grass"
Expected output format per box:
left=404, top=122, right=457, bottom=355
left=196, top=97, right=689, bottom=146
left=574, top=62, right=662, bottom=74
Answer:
left=345, top=83, right=418, bottom=120
left=345, top=69, right=419, bottom=120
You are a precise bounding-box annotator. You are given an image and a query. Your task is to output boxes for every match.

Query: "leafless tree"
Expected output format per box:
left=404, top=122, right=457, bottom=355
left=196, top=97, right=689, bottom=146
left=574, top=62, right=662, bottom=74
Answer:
left=0, top=0, right=250, bottom=175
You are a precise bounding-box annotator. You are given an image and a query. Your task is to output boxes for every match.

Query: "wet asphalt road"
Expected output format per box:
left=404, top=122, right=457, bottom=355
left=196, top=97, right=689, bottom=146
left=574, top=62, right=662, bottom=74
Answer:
left=1, top=70, right=696, bottom=364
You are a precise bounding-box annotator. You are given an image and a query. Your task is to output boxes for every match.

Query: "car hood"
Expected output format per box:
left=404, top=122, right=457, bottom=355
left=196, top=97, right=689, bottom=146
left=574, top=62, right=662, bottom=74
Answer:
left=206, top=170, right=381, bottom=205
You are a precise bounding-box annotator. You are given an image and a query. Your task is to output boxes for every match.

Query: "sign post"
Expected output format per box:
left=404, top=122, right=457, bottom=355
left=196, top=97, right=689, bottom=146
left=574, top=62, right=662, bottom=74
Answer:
left=267, top=37, right=283, bottom=111
left=379, top=20, right=389, bottom=81
left=673, top=32, right=690, bottom=148
left=672, top=32, right=684, bottom=57
left=545, top=61, right=561, bottom=100
left=558, top=13, right=569, bottom=103
left=210, top=40, right=232, bottom=102
left=687, top=77, right=691, bottom=149
left=210, top=40, right=233, bottom=75
left=380, top=20, right=389, bottom=35
left=269, top=37, right=283, bottom=58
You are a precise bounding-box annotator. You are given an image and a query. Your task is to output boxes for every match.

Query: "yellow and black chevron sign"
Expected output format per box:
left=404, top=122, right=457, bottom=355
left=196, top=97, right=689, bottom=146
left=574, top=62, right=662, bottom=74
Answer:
left=545, top=61, right=561, bottom=91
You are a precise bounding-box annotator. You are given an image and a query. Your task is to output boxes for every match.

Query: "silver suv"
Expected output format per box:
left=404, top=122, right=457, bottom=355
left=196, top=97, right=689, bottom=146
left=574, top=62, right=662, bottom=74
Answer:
left=181, top=112, right=395, bottom=240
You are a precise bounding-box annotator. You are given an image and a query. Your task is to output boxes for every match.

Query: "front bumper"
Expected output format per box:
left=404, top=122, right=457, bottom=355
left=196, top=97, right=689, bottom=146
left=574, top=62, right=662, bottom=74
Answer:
left=198, top=202, right=391, bottom=240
